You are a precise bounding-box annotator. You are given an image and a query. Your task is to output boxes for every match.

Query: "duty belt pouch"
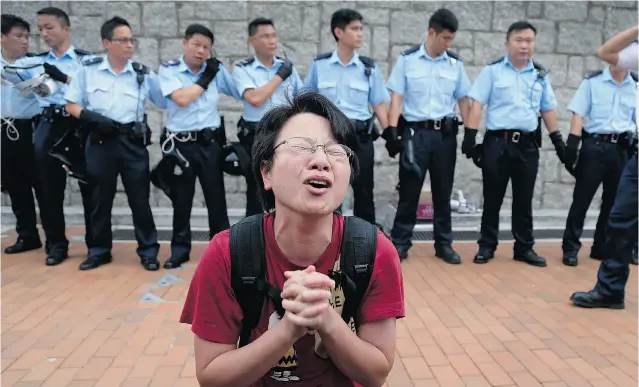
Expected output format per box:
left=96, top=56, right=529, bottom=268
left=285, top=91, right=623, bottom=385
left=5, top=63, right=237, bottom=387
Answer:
left=132, top=114, right=151, bottom=147
left=217, top=117, right=228, bottom=144
left=397, top=115, right=407, bottom=138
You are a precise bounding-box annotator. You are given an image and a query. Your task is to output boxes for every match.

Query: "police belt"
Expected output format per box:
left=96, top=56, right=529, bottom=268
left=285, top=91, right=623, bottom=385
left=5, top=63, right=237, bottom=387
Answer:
left=583, top=131, right=633, bottom=147
left=486, top=129, right=535, bottom=144
left=349, top=118, right=374, bottom=134
left=164, top=127, right=219, bottom=144
left=405, top=117, right=458, bottom=132
left=111, top=122, right=136, bottom=134
left=42, top=105, right=71, bottom=119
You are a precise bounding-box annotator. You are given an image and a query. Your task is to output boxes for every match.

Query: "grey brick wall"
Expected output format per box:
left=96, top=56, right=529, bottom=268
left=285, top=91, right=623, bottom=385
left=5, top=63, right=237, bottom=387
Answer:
left=3, top=1, right=637, bottom=213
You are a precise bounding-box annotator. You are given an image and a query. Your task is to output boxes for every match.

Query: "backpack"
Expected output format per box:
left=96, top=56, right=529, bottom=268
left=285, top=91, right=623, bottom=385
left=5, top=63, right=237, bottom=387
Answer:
left=229, top=213, right=378, bottom=348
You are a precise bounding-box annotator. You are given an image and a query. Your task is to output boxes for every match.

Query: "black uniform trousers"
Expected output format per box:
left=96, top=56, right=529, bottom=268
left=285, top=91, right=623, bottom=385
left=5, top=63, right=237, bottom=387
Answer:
left=33, top=109, right=94, bottom=258
left=237, top=120, right=263, bottom=217
left=478, top=130, right=539, bottom=254
left=391, top=126, right=457, bottom=250
left=85, top=130, right=158, bottom=260
left=595, top=153, right=638, bottom=299
left=351, top=131, right=376, bottom=224
left=1, top=117, right=43, bottom=243
left=562, top=134, right=629, bottom=255
left=170, top=135, right=229, bottom=259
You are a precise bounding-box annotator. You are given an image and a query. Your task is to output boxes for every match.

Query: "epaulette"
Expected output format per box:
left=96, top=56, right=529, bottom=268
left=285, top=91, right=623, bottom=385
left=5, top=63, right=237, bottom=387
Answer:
left=488, top=57, right=504, bottom=65
left=584, top=70, right=603, bottom=79
left=161, top=59, right=180, bottom=67
left=25, top=52, right=37, bottom=57
left=236, top=57, right=255, bottom=67
left=532, top=61, right=546, bottom=72
left=36, top=51, right=48, bottom=57
left=401, top=45, right=420, bottom=56
left=314, top=52, right=332, bottom=61
left=132, top=61, right=149, bottom=75
left=631, top=71, right=638, bottom=82
left=446, top=50, right=461, bottom=61
left=82, top=57, right=103, bottom=66
left=74, top=48, right=91, bottom=56
left=359, top=55, right=375, bottom=68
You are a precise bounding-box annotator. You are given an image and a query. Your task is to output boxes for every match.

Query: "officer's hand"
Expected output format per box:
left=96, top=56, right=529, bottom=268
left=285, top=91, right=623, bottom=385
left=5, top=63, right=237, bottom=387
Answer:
left=472, top=143, right=484, bottom=169
left=276, top=59, right=294, bottom=81
left=461, top=128, right=478, bottom=158
left=549, top=131, right=567, bottom=164
left=196, top=58, right=221, bottom=89
left=382, top=126, right=402, bottom=158
left=43, top=63, right=68, bottom=83
left=564, top=134, right=580, bottom=173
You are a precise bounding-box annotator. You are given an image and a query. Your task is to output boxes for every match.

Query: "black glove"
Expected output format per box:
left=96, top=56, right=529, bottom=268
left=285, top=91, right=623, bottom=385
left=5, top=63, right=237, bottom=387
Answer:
left=549, top=131, right=566, bottom=164
left=276, top=59, right=293, bottom=81
left=564, top=134, right=581, bottom=175
left=381, top=126, right=402, bottom=158
left=43, top=63, right=68, bottom=83
left=472, top=143, right=484, bottom=169
left=80, top=109, right=115, bottom=134
left=461, top=128, right=478, bottom=158
left=196, top=58, right=221, bottom=89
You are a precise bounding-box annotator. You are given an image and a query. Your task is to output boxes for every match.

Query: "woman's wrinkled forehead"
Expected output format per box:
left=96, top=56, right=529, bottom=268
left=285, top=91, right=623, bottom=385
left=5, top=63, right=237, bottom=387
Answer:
left=276, top=112, right=337, bottom=144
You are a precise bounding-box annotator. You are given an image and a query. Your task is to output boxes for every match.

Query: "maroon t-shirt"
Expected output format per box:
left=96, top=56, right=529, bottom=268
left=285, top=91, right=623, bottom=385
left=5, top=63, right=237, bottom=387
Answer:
left=180, top=213, right=405, bottom=386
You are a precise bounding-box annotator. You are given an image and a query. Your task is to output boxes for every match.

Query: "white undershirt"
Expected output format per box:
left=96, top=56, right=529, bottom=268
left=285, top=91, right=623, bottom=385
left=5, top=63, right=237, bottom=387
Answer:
left=617, top=42, right=638, bottom=71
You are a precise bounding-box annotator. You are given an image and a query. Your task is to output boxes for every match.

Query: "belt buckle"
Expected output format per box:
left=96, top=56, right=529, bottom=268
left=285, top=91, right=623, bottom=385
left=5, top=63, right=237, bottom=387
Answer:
left=511, top=131, right=521, bottom=143
left=433, top=120, right=442, bottom=131
left=610, top=133, right=619, bottom=144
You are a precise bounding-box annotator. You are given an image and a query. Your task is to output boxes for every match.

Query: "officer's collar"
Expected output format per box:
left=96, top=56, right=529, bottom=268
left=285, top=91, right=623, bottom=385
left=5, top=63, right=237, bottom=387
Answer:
left=98, top=57, right=134, bottom=74
left=46, top=44, right=77, bottom=60
left=252, top=55, right=282, bottom=70
left=603, top=66, right=635, bottom=86
left=418, top=43, right=448, bottom=62
left=504, top=55, right=534, bottom=72
left=330, top=50, right=359, bottom=67
left=178, top=55, right=207, bottom=76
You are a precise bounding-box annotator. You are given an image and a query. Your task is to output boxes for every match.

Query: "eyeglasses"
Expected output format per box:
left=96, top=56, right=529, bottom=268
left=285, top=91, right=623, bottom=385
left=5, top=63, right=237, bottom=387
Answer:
left=273, top=137, right=353, bottom=161
left=111, top=37, right=138, bottom=45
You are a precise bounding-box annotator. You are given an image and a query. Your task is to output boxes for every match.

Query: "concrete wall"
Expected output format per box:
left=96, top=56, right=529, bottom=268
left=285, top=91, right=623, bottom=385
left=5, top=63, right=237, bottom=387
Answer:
left=2, top=0, right=637, bottom=214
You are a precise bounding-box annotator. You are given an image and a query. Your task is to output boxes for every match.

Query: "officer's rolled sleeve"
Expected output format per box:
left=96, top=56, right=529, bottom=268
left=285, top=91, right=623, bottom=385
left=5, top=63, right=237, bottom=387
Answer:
left=467, top=66, right=492, bottom=105
left=567, top=79, right=591, bottom=118
left=303, top=62, right=318, bottom=92
left=216, top=65, right=242, bottom=101
left=147, top=71, right=168, bottom=109
left=64, top=66, right=87, bottom=106
left=369, top=67, right=390, bottom=106
left=540, top=75, right=558, bottom=111
left=232, top=65, right=257, bottom=97
left=454, top=62, right=472, bottom=100
left=157, top=66, right=183, bottom=97
left=386, top=56, right=406, bottom=95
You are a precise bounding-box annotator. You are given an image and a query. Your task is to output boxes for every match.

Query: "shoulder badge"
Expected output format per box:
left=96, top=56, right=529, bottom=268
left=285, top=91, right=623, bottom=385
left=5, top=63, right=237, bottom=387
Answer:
left=401, top=45, right=420, bottom=56
left=74, top=48, right=92, bottom=56
left=446, top=50, right=461, bottom=61
left=82, top=56, right=103, bottom=66
left=359, top=55, right=375, bottom=69
left=631, top=71, right=638, bottom=82
left=132, top=61, right=149, bottom=75
left=488, top=57, right=505, bottom=65
left=585, top=70, right=603, bottom=80
left=314, top=52, right=332, bottom=61
left=161, top=59, right=180, bottom=67
left=237, top=57, right=255, bottom=67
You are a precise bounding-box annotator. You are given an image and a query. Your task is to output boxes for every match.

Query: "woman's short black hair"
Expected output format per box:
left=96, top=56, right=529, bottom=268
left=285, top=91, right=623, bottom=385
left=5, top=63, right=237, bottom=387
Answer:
left=251, top=90, right=359, bottom=212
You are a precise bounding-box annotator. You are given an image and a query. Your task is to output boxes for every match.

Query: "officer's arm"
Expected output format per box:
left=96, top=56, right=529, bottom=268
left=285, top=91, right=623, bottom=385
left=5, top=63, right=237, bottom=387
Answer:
left=455, top=63, right=473, bottom=124
left=386, top=56, right=407, bottom=127
left=465, top=66, right=493, bottom=129
left=539, top=75, right=560, bottom=134
left=64, top=66, right=87, bottom=118
left=567, top=79, right=591, bottom=137
left=303, top=62, right=319, bottom=92
left=233, top=64, right=282, bottom=107
left=598, top=26, right=639, bottom=67
left=146, top=71, right=168, bottom=109
left=370, top=67, right=390, bottom=128
left=158, top=65, right=204, bottom=107
left=216, top=64, right=242, bottom=101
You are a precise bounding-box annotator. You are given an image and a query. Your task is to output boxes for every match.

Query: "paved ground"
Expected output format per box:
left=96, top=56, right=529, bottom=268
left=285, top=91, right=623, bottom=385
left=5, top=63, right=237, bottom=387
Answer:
left=1, top=227, right=637, bottom=387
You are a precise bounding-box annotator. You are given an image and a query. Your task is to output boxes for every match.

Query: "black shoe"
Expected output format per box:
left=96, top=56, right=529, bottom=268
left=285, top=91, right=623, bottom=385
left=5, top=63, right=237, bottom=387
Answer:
left=396, top=246, right=409, bottom=261
left=79, top=253, right=112, bottom=270
left=163, top=256, right=189, bottom=269
left=514, top=250, right=547, bottom=267
left=4, top=238, right=42, bottom=254
left=435, top=245, right=461, bottom=264
left=141, top=256, right=160, bottom=271
left=632, top=253, right=638, bottom=266
left=46, top=252, right=68, bottom=266
left=590, top=250, right=604, bottom=260
left=570, top=289, right=624, bottom=309
left=562, top=251, right=578, bottom=266
left=473, top=248, right=494, bottom=264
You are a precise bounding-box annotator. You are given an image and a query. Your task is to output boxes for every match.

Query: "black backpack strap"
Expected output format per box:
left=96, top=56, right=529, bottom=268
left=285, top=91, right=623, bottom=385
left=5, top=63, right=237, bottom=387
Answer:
left=230, top=214, right=284, bottom=348
left=338, top=216, right=377, bottom=330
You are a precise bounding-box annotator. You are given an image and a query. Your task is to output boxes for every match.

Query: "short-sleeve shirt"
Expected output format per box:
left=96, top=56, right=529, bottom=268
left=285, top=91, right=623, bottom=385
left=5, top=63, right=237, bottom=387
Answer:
left=180, top=213, right=405, bottom=386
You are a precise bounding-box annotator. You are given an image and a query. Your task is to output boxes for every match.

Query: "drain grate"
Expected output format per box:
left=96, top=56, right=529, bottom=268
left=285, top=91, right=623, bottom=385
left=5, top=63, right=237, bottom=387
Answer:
left=112, top=228, right=594, bottom=242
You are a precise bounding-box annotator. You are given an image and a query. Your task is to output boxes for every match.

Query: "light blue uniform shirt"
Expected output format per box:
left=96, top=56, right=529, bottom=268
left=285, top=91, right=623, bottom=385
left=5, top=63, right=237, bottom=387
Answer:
left=567, top=66, right=637, bottom=134
left=304, top=51, right=389, bottom=121
left=468, top=56, right=558, bottom=132
left=158, top=56, right=241, bottom=132
left=14, top=45, right=91, bottom=108
left=1, top=53, right=42, bottom=119
left=232, top=56, right=303, bottom=122
left=386, top=44, right=471, bottom=121
left=64, top=57, right=166, bottom=125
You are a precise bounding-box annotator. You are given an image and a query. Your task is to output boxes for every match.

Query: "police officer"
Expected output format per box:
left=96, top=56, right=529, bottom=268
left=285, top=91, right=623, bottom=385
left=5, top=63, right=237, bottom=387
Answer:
left=304, top=8, right=390, bottom=225
left=65, top=17, right=166, bottom=271
left=571, top=27, right=639, bottom=309
left=14, top=7, right=94, bottom=266
left=0, top=14, right=44, bottom=254
left=232, top=17, right=303, bottom=216
left=561, top=64, right=637, bottom=266
left=463, top=21, right=565, bottom=267
left=158, top=24, right=242, bottom=269
left=386, top=8, right=470, bottom=264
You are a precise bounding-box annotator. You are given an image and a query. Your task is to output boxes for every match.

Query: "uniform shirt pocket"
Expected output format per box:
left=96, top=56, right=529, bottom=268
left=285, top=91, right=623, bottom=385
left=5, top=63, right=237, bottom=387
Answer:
left=437, top=69, right=457, bottom=96
left=318, top=79, right=338, bottom=101
left=491, top=79, right=515, bottom=105
left=348, top=79, right=369, bottom=103
left=86, top=84, right=112, bottom=109
left=590, top=88, right=614, bottom=120
left=406, top=70, right=428, bottom=97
